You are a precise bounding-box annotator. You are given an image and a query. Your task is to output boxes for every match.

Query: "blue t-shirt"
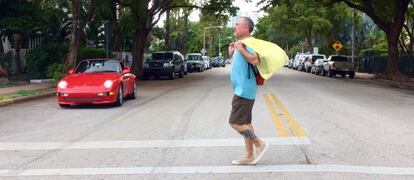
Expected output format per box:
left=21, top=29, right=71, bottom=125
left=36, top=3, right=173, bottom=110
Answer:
left=231, top=47, right=257, bottom=100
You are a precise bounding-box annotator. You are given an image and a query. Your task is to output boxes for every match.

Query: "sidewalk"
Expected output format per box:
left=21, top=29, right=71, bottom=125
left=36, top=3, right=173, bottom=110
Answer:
left=0, top=82, right=55, bottom=107
left=355, top=72, right=414, bottom=89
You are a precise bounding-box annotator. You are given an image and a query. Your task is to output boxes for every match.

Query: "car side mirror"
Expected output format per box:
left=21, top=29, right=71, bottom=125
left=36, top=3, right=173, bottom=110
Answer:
left=67, top=69, right=74, bottom=75
left=123, top=66, right=131, bottom=73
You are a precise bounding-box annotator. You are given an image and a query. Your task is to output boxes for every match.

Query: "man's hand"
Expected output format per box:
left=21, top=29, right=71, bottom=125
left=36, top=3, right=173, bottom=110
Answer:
left=234, top=40, right=245, bottom=51
left=228, top=42, right=235, bottom=58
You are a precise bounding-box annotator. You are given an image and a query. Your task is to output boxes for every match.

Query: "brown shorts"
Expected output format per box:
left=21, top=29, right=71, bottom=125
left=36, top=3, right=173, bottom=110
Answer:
left=229, top=95, right=255, bottom=125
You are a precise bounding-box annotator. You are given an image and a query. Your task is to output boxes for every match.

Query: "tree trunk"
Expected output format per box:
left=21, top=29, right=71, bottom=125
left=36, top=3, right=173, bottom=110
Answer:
left=385, top=31, right=409, bottom=81
left=181, top=10, right=190, bottom=55
left=165, top=9, right=172, bottom=51
left=132, top=29, right=149, bottom=77
left=304, top=30, right=312, bottom=52
left=66, top=0, right=80, bottom=68
left=13, top=33, right=22, bottom=74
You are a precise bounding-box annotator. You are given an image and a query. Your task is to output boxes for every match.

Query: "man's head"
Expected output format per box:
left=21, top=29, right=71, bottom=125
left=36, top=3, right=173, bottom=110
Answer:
left=233, top=16, right=254, bottom=39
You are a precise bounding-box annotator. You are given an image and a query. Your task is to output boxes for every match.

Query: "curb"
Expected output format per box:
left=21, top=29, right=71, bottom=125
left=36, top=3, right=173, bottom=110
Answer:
left=0, top=89, right=55, bottom=107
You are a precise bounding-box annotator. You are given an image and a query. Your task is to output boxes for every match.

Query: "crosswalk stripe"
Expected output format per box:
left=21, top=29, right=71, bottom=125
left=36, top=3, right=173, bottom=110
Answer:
left=1, top=164, right=414, bottom=176
left=0, top=137, right=311, bottom=150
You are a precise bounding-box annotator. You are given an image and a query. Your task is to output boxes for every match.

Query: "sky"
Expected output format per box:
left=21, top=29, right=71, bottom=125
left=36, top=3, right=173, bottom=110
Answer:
left=158, top=0, right=266, bottom=27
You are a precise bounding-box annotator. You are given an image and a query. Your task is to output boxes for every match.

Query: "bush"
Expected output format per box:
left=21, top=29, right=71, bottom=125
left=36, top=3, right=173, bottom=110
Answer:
left=359, top=48, right=388, bottom=56
left=78, top=47, right=112, bottom=60
left=26, top=43, right=68, bottom=79
left=47, top=63, right=67, bottom=84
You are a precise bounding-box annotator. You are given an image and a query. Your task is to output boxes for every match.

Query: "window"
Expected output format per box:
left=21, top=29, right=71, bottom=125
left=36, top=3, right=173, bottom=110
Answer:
left=75, top=60, right=121, bottom=73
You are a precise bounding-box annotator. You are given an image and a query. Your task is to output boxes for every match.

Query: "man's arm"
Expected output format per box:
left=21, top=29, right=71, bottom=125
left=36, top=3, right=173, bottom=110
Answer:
left=234, top=40, right=259, bottom=65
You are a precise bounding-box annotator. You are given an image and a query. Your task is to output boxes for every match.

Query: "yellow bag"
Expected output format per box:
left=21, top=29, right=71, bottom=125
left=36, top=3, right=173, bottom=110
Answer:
left=241, top=37, right=288, bottom=80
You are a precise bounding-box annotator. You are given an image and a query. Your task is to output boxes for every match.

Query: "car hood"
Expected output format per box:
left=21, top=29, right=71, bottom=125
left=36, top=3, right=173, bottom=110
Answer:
left=186, top=60, right=203, bottom=64
left=62, top=73, right=119, bottom=88
left=147, top=59, right=171, bottom=63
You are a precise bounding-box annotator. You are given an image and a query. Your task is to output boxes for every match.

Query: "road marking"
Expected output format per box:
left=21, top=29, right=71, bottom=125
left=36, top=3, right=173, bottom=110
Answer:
left=1, top=164, right=414, bottom=176
left=263, top=94, right=290, bottom=137
left=0, top=137, right=310, bottom=150
left=269, top=93, right=306, bottom=137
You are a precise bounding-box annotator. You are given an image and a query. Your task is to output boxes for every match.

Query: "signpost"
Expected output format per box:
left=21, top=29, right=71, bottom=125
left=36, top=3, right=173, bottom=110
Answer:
left=332, top=41, right=343, bottom=53
left=201, top=48, right=207, bottom=55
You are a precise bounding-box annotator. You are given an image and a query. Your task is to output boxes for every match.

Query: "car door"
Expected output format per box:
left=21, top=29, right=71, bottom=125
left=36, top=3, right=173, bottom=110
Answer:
left=173, top=53, right=180, bottom=73
left=120, top=63, right=131, bottom=95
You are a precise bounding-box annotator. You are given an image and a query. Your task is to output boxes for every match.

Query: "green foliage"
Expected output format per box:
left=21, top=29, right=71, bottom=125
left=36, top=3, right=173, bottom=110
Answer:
left=47, top=63, right=67, bottom=84
left=78, top=48, right=111, bottom=60
left=360, top=48, right=388, bottom=56
left=26, top=43, right=68, bottom=79
left=0, top=0, right=41, bottom=35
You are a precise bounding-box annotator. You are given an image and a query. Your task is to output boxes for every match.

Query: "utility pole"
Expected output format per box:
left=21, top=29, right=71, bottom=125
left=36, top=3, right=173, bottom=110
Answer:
left=351, top=9, right=355, bottom=63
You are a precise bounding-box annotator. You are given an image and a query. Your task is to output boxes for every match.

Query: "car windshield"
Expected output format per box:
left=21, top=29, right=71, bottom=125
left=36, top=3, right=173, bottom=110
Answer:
left=75, top=60, right=121, bottom=74
left=312, top=56, right=324, bottom=62
left=187, top=55, right=202, bottom=61
left=152, top=53, right=173, bottom=60
left=331, top=56, right=348, bottom=61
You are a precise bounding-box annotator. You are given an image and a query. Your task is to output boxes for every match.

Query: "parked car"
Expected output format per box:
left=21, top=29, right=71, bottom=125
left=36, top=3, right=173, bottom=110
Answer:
left=322, top=55, right=355, bottom=78
left=211, top=56, right=226, bottom=67
left=293, top=53, right=309, bottom=70
left=311, top=58, right=327, bottom=75
left=202, top=56, right=212, bottom=70
left=186, top=53, right=205, bottom=72
left=56, top=59, right=136, bottom=107
left=297, top=56, right=309, bottom=71
left=304, top=54, right=326, bottom=73
left=143, top=51, right=187, bottom=80
left=287, top=58, right=294, bottom=68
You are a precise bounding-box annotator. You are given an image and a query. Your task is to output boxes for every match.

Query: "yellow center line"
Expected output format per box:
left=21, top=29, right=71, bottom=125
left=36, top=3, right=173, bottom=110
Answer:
left=269, top=93, right=306, bottom=137
left=263, top=94, right=290, bottom=137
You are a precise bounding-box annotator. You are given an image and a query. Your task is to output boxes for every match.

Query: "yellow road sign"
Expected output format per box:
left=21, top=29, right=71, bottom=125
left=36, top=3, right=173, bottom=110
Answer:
left=332, top=41, right=343, bottom=52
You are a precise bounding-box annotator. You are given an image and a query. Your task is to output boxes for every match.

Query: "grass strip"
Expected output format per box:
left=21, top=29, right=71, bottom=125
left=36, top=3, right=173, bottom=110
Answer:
left=0, top=88, right=54, bottom=101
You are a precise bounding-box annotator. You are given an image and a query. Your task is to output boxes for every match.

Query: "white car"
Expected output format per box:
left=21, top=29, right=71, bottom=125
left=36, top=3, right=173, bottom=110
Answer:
left=293, top=53, right=310, bottom=70
left=202, top=56, right=212, bottom=70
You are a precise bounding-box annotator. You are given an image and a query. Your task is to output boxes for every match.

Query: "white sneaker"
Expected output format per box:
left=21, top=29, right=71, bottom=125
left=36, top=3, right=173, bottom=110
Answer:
left=232, top=159, right=256, bottom=165
left=252, top=141, right=268, bottom=164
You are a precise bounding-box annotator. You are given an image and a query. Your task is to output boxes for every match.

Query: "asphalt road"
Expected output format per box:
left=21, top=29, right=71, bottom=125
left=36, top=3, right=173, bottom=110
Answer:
left=0, top=67, right=413, bottom=179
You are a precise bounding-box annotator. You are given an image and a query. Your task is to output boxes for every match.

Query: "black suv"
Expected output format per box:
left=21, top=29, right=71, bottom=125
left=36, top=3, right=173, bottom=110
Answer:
left=143, top=51, right=187, bottom=80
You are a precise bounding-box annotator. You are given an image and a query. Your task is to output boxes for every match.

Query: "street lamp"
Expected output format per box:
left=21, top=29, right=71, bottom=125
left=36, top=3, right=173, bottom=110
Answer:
left=203, top=25, right=223, bottom=56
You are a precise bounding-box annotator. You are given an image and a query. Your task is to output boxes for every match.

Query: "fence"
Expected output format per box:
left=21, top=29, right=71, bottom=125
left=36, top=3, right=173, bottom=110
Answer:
left=355, top=55, right=414, bottom=77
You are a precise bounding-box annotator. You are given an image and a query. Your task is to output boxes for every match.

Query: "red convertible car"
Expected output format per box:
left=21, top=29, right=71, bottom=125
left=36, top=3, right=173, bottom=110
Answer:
left=56, top=59, right=136, bottom=107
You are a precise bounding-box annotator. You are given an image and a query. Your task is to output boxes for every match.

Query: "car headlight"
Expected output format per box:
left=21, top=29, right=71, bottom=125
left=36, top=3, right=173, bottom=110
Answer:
left=163, top=63, right=172, bottom=68
left=104, top=80, right=113, bottom=89
left=58, top=81, right=68, bottom=89
left=144, top=63, right=149, bottom=68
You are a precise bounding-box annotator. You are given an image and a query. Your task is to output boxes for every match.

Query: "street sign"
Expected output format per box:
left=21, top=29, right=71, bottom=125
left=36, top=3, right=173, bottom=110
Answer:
left=201, top=48, right=207, bottom=55
left=332, top=41, right=343, bottom=52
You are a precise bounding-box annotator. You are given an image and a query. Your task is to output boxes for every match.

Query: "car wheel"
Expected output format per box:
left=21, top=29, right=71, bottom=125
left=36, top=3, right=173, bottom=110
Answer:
left=328, top=69, right=333, bottom=77
left=59, top=104, right=70, bottom=108
left=169, top=70, right=175, bottom=80
left=349, top=71, right=355, bottom=78
left=341, top=74, right=346, bottom=78
left=179, top=68, right=184, bottom=78
left=141, top=75, right=148, bottom=80
left=128, top=82, right=136, bottom=99
left=114, top=86, right=123, bottom=107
